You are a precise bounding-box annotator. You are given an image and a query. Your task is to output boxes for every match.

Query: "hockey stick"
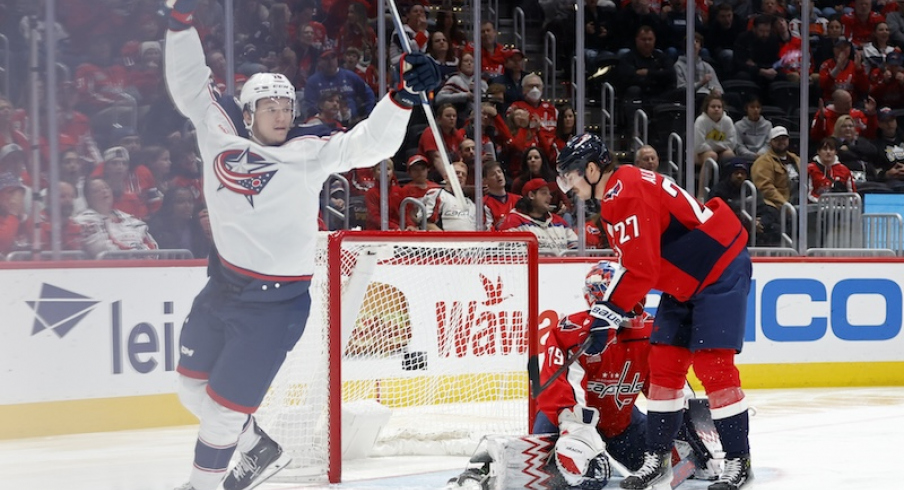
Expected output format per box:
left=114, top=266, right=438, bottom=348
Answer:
left=385, top=0, right=467, bottom=209
left=529, top=336, right=593, bottom=399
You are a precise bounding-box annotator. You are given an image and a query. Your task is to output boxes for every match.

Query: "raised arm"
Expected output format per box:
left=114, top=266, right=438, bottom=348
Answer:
left=163, top=0, right=217, bottom=124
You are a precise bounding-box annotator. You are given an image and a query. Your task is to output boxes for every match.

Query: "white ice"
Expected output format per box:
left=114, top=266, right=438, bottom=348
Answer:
left=4, top=387, right=902, bottom=489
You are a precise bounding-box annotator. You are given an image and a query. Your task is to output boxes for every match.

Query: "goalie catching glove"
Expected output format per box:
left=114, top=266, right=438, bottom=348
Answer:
left=391, top=53, right=443, bottom=106
left=555, top=406, right=610, bottom=488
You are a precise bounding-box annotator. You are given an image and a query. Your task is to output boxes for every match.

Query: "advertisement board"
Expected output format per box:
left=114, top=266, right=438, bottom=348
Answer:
left=1, top=258, right=902, bottom=437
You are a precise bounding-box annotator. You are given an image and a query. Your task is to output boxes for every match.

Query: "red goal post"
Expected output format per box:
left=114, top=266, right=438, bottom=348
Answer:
left=255, top=231, right=540, bottom=484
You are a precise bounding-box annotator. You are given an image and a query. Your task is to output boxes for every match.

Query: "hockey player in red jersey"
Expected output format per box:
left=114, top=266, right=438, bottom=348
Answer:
left=556, top=134, right=753, bottom=490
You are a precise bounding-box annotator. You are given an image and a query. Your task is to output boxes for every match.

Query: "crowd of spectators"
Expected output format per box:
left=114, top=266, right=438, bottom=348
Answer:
left=2, top=0, right=903, bottom=258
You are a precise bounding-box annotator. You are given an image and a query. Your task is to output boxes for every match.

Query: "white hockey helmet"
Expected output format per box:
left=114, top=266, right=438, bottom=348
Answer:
left=239, top=72, right=296, bottom=113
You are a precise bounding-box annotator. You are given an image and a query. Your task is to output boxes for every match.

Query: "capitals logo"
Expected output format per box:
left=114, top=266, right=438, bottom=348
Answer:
left=214, top=147, right=278, bottom=206
left=603, top=179, right=623, bottom=202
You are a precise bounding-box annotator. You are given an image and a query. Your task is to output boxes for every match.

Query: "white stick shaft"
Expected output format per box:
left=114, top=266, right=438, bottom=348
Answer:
left=386, top=0, right=467, bottom=209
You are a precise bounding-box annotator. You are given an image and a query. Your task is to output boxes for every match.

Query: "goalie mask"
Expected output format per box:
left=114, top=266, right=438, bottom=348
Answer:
left=582, top=260, right=625, bottom=308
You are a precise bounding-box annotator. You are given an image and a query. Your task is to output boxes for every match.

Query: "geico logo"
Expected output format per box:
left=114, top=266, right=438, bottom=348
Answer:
left=756, top=278, right=903, bottom=342
left=435, top=300, right=527, bottom=357
left=111, top=300, right=178, bottom=374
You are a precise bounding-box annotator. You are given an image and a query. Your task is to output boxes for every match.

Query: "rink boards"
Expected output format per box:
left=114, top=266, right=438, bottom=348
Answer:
left=1, top=257, right=903, bottom=438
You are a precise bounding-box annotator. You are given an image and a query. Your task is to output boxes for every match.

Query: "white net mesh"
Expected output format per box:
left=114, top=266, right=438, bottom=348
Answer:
left=255, top=232, right=534, bottom=482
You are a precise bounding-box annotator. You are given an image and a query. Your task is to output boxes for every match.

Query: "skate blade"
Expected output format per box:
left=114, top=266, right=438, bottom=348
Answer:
left=243, top=454, right=292, bottom=490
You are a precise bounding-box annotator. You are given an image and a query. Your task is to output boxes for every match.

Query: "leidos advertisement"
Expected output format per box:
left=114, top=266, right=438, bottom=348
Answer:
left=1, top=261, right=902, bottom=406
left=0, top=267, right=205, bottom=405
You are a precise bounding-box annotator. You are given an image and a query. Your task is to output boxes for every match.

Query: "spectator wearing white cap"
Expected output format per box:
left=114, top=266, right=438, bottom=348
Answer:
left=98, top=146, right=149, bottom=219
left=751, top=126, right=802, bottom=211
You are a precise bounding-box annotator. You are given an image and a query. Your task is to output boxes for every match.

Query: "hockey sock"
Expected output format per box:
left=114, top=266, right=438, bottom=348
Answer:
left=713, top=411, right=750, bottom=459
left=177, top=375, right=207, bottom=419
left=645, top=408, right=685, bottom=454
left=236, top=416, right=262, bottom=453
left=189, top=395, right=247, bottom=490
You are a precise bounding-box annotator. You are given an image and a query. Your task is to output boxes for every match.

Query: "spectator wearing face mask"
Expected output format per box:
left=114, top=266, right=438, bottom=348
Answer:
left=506, top=73, right=558, bottom=157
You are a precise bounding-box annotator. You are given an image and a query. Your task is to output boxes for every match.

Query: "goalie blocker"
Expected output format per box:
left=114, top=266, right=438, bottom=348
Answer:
left=446, top=398, right=722, bottom=490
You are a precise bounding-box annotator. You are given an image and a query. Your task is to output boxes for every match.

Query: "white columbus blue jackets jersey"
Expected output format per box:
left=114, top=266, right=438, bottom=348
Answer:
left=165, top=28, right=411, bottom=278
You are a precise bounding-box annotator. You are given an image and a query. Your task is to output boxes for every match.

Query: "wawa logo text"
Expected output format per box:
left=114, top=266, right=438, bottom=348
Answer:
left=435, top=273, right=527, bottom=358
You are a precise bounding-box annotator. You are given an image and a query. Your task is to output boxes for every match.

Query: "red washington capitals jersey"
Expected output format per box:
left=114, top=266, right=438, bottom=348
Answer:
left=599, top=166, right=748, bottom=310
left=538, top=311, right=652, bottom=439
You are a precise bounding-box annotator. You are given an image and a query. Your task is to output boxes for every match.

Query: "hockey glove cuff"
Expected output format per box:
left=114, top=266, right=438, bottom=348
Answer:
left=394, top=53, right=442, bottom=94
left=555, top=406, right=606, bottom=486
left=165, top=0, right=199, bottom=31
left=586, top=302, right=626, bottom=355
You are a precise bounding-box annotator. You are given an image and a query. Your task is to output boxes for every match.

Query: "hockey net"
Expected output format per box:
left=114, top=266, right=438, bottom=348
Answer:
left=255, top=231, right=539, bottom=483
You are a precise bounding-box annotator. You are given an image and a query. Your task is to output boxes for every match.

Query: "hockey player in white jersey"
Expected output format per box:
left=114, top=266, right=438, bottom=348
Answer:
left=162, top=2, right=443, bottom=490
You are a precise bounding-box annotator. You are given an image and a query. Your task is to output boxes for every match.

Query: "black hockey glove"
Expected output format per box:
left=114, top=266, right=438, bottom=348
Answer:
left=391, top=53, right=442, bottom=107
left=165, top=0, right=199, bottom=31
left=586, top=302, right=625, bottom=355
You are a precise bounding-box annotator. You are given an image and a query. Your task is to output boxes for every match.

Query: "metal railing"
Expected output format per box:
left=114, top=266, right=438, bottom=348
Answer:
left=806, top=248, right=896, bottom=257
left=6, top=250, right=89, bottom=261
left=740, top=180, right=758, bottom=246
left=97, top=249, right=194, bottom=260
left=700, top=158, right=719, bottom=200
left=666, top=132, right=683, bottom=184
left=781, top=202, right=798, bottom=249
left=513, top=7, right=525, bottom=53
left=599, top=82, right=615, bottom=149
left=748, top=247, right=800, bottom=257
left=543, top=32, right=556, bottom=101
left=862, top=212, right=904, bottom=255
left=323, top=173, right=350, bottom=231
left=0, top=33, right=8, bottom=97
left=400, top=197, right=427, bottom=230
left=815, top=192, right=862, bottom=248
left=632, top=109, right=648, bottom=152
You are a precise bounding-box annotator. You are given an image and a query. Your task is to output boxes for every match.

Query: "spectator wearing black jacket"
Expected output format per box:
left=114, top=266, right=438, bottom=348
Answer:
left=709, top=159, right=781, bottom=246
left=706, top=3, right=746, bottom=77
left=732, top=14, right=783, bottom=91
left=871, top=107, right=904, bottom=192
left=613, top=0, right=664, bottom=51
left=613, top=26, right=676, bottom=127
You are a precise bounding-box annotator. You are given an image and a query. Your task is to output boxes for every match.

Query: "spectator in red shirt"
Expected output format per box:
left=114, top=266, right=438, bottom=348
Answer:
left=464, top=21, right=508, bottom=78
left=0, top=97, right=28, bottom=153
left=842, top=0, right=886, bottom=47
left=811, top=88, right=878, bottom=141
left=337, top=1, right=376, bottom=56
left=168, top=139, right=204, bottom=206
left=288, top=23, right=321, bottom=89
left=418, top=103, right=464, bottom=180
left=401, top=154, right=440, bottom=229
left=482, top=160, right=520, bottom=230
left=507, top=74, right=558, bottom=156
left=364, top=161, right=404, bottom=230
left=0, top=172, right=27, bottom=255
left=807, top=136, right=857, bottom=202
left=129, top=41, right=165, bottom=106
left=819, top=38, right=870, bottom=102
left=99, top=146, right=147, bottom=219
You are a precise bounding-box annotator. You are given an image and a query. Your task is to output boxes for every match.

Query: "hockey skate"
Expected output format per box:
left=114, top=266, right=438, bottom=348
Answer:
left=222, top=426, right=292, bottom=490
left=708, top=456, right=753, bottom=490
left=173, top=483, right=195, bottom=490
left=619, top=451, right=673, bottom=490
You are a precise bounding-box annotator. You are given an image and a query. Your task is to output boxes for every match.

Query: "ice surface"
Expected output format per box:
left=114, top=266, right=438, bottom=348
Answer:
left=3, top=387, right=901, bottom=489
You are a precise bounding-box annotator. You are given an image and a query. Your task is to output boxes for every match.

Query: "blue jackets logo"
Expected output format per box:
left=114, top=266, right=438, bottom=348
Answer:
left=27, top=283, right=100, bottom=338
